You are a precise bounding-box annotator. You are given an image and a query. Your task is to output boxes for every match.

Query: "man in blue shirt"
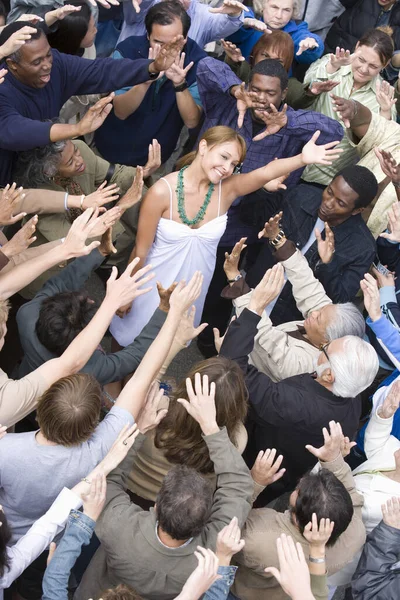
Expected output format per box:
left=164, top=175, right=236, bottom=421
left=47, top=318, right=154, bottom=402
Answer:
left=94, top=1, right=206, bottom=167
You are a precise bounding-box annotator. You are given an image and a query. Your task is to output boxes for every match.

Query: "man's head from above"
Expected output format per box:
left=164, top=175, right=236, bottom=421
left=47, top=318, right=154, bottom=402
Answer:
left=312, top=335, right=379, bottom=398
left=303, top=302, right=365, bottom=348
left=178, top=126, right=246, bottom=184
left=248, top=59, right=288, bottom=121
left=249, top=30, right=294, bottom=72
left=0, top=22, right=53, bottom=89
left=155, top=464, right=213, bottom=541
left=0, top=299, right=9, bottom=353
left=145, top=0, right=191, bottom=48
left=36, top=373, right=102, bottom=446
left=289, top=468, right=353, bottom=546
left=36, top=291, right=97, bottom=357
left=262, top=0, right=300, bottom=30
left=319, top=165, right=378, bottom=227
left=15, top=139, right=86, bottom=187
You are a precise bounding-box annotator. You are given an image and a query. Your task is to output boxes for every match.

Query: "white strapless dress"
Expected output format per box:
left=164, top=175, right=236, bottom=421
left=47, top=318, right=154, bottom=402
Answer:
left=110, top=179, right=227, bottom=347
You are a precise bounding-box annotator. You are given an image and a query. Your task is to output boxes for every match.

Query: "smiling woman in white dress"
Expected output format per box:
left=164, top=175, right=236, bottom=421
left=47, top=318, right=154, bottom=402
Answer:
left=111, top=125, right=341, bottom=347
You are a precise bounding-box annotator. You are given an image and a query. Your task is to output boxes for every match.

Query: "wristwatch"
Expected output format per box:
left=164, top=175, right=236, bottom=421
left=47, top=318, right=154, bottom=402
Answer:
left=227, top=273, right=243, bottom=283
left=174, top=80, right=189, bottom=92
left=269, top=230, right=286, bottom=247
left=148, top=66, right=159, bottom=80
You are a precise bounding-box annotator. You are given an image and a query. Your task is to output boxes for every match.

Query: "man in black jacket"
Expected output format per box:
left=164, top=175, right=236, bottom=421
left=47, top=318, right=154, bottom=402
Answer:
left=219, top=271, right=379, bottom=503
left=246, top=165, right=378, bottom=326
left=325, top=0, right=400, bottom=54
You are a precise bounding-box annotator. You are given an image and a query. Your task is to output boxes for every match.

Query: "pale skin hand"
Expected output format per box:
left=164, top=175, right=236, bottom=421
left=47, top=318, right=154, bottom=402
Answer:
left=81, top=473, right=107, bottom=522
left=177, top=373, right=219, bottom=436
left=252, top=104, right=288, bottom=142
left=341, top=435, right=357, bottom=457
left=216, top=517, right=245, bottom=566
left=143, top=139, right=161, bottom=177
left=209, top=0, right=249, bottom=18
left=309, top=80, right=339, bottom=96
left=83, top=181, right=120, bottom=210
left=306, top=420, right=344, bottom=463
left=0, top=183, right=27, bottom=225
left=1, top=215, right=38, bottom=259
left=301, top=130, right=342, bottom=166
left=303, top=513, right=334, bottom=552
left=359, top=273, right=382, bottom=322
left=95, top=423, right=140, bottom=475
left=379, top=202, right=400, bottom=243
left=377, top=379, right=400, bottom=420
left=251, top=448, right=286, bottom=487
left=248, top=263, right=285, bottom=315
left=176, top=547, right=221, bottom=600
left=265, top=535, right=314, bottom=600
left=382, top=496, right=400, bottom=530
left=213, top=316, right=236, bottom=354
left=263, top=173, right=288, bottom=192
left=136, top=381, right=168, bottom=433
left=327, top=47, right=355, bottom=73
left=165, top=52, right=194, bottom=86
left=174, top=305, right=208, bottom=346
left=0, top=425, right=7, bottom=440
left=0, top=68, right=7, bottom=84
left=376, top=80, right=396, bottom=116
left=315, top=222, right=335, bottom=264
left=296, top=37, right=319, bottom=57
left=221, top=39, right=245, bottom=63
left=45, top=4, right=81, bottom=27
left=223, top=236, right=247, bottom=281
left=86, top=206, right=122, bottom=238
left=243, top=17, right=268, bottom=32
left=117, top=166, right=144, bottom=212
left=374, top=148, right=400, bottom=185
left=87, top=0, right=120, bottom=8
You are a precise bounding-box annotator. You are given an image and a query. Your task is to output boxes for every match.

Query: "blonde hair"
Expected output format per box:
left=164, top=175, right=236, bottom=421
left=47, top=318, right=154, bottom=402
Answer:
left=176, top=126, right=247, bottom=169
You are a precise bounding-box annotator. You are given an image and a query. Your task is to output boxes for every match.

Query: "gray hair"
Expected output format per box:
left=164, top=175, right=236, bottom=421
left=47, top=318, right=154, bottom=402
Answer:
left=325, top=303, right=366, bottom=342
left=328, top=336, right=379, bottom=398
left=254, top=0, right=302, bottom=19
left=14, top=139, right=67, bottom=188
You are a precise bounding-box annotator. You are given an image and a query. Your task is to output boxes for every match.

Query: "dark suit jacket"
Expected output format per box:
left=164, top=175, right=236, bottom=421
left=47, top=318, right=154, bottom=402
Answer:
left=16, top=250, right=166, bottom=385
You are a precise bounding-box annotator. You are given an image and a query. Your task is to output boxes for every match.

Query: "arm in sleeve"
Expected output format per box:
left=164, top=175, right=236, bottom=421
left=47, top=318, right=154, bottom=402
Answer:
left=196, top=56, right=242, bottom=117
left=42, top=511, right=95, bottom=600
left=363, top=408, right=400, bottom=460
left=0, top=371, right=48, bottom=428
left=196, top=2, right=244, bottom=46
left=284, top=109, right=344, bottom=145
left=352, top=521, right=400, bottom=600
left=2, top=488, right=82, bottom=591
left=291, top=23, right=324, bottom=65
left=366, top=314, right=400, bottom=363
left=0, top=102, right=52, bottom=151
left=84, top=309, right=167, bottom=385
left=303, top=55, right=342, bottom=84
left=203, top=427, right=253, bottom=546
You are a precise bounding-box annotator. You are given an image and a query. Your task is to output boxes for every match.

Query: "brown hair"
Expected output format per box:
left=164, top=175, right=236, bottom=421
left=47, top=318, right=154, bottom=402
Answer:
left=176, top=126, right=247, bottom=169
left=0, top=298, right=9, bottom=328
left=36, top=374, right=102, bottom=446
left=358, top=27, right=394, bottom=65
left=250, top=30, right=294, bottom=71
left=154, top=357, right=248, bottom=472
left=99, top=585, right=142, bottom=600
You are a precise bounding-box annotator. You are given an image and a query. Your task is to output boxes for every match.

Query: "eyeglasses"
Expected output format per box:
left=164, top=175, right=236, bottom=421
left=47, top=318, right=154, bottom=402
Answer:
left=320, top=343, right=330, bottom=362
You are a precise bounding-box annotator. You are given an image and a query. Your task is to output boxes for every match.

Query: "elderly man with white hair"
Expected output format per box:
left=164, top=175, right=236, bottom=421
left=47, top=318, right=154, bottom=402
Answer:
left=219, top=262, right=379, bottom=503
left=219, top=217, right=366, bottom=382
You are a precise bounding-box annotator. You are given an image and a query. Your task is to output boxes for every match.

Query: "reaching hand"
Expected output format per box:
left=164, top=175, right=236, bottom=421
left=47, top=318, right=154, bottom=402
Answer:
left=87, top=206, right=122, bottom=239
left=376, top=80, right=396, bottom=114
left=87, top=0, right=120, bottom=8
left=0, top=425, right=7, bottom=440
left=0, top=183, right=27, bottom=225
left=233, top=82, right=268, bottom=128
left=83, top=181, right=120, bottom=210
left=98, top=227, right=117, bottom=257
left=341, top=435, right=356, bottom=458
left=315, top=222, right=335, bottom=264
left=1, top=215, right=37, bottom=259
left=144, top=139, right=161, bottom=177
left=303, top=513, right=334, bottom=550
left=46, top=4, right=81, bottom=26
left=360, top=273, right=382, bottom=322
left=151, top=36, right=186, bottom=74
left=372, top=263, right=395, bottom=289
left=177, top=373, right=219, bottom=436
left=77, top=93, right=115, bottom=136
left=243, top=17, right=268, bottom=32
left=379, top=202, right=400, bottom=243
left=224, top=237, right=247, bottom=281
left=82, top=474, right=107, bottom=522
left=309, top=80, right=339, bottom=96
left=258, top=211, right=283, bottom=240
left=61, top=208, right=103, bottom=258
left=252, top=104, right=288, bottom=142
left=131, top=0, right=142, bottom=13
left=306, top=421, right=344, bottom=463
left=0, top=26, right=36, bottom=57
left=165, top=52, right=194, bottom=86
left=175, top=305, right=208, bottom=347
left=378, top=379, right=400, bottom=420
left=251, top=448, right=286, bottom=487
left=177, top=547, right=220, bottom=600
left=331, top=93, right=357, bottom=128
left=329, top=47, right=355, bottom=71
left=213, top=316, right=236, bottom=354
left=0, top=68, right=7, bottom=84
left=98, top=423, right=139, bottom=475
left=301, top=130, right=342, bottom=166
left=117, top=167, right=144, bottom=212
left=169, top=271, right=204, bottom=315
left=106, top=258, right=155, bottom=311
left=265, top=534, right=313, bottom=600
left=374, top=148, right=400, bottom=185
left=221, top=39, right=245, bottom=63
left=16, top=14, right=43, bottom=23
left=248, top=263, right=285, bottom=315
left=216, top=517, right=245, bottom=566
left=296, top=37, right=319, bottom=56
left=209, top=0, right=248, bottom=17
left=263, top=173, right=288, bottom=193
left=157, top=281, right=178, bottom=312
left=382, top=496, right=400, bottom=530
left=136, top=381, right=168, bottom=433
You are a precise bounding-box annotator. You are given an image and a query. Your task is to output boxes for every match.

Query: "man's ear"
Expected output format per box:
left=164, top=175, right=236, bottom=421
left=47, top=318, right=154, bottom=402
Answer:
left=281, top=86, right=288, bottom=102
left=351, top=207, right=364, bottom=216
left=5, top=58, right=16, bottom=71
left=321, top=367, right=334, bottom=386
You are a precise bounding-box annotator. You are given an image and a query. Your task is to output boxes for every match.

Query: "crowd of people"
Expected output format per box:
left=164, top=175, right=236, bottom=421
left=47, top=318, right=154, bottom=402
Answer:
left=0, top=0, right=399, bottom=598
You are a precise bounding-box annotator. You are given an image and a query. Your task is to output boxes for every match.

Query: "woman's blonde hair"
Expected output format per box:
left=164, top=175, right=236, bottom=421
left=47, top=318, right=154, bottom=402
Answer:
left=176, top=126, right=247, bottom=169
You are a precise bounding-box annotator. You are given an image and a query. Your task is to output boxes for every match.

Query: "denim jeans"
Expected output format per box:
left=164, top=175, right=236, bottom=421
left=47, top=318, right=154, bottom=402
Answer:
left=205, top=566, right=238, bottom=600
left=42, top=510, right=95, bottom=600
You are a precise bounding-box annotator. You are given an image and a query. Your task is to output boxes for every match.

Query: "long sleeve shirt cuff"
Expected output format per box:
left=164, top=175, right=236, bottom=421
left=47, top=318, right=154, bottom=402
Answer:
left=380, top=285, right=397, bottom=307
left=273, top=239, right=297, bottom=262
left=221, top=277, right=251, bottom=300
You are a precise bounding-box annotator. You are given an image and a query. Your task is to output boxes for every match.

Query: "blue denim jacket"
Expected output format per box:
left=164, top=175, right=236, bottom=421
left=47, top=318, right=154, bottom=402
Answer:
left=42, top=510, right=95, bottom=600
left=204, top=566, right=237, bottom=600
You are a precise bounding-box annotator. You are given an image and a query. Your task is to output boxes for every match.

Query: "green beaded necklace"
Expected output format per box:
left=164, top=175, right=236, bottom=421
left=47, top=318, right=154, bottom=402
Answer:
left=176, top=166, right=215, bottom=226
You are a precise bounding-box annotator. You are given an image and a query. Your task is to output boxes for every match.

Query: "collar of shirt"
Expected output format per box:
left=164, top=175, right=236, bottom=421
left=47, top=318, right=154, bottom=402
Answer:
left=339, top=64, right=377, bottom=94
left=155, top=521, right=193, bottom=549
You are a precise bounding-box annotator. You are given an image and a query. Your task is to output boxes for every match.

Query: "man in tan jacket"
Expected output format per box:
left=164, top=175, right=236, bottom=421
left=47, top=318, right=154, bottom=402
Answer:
left=220, top=221, right=365, bottom=382
left=233, top=422, right=366, bottom=600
